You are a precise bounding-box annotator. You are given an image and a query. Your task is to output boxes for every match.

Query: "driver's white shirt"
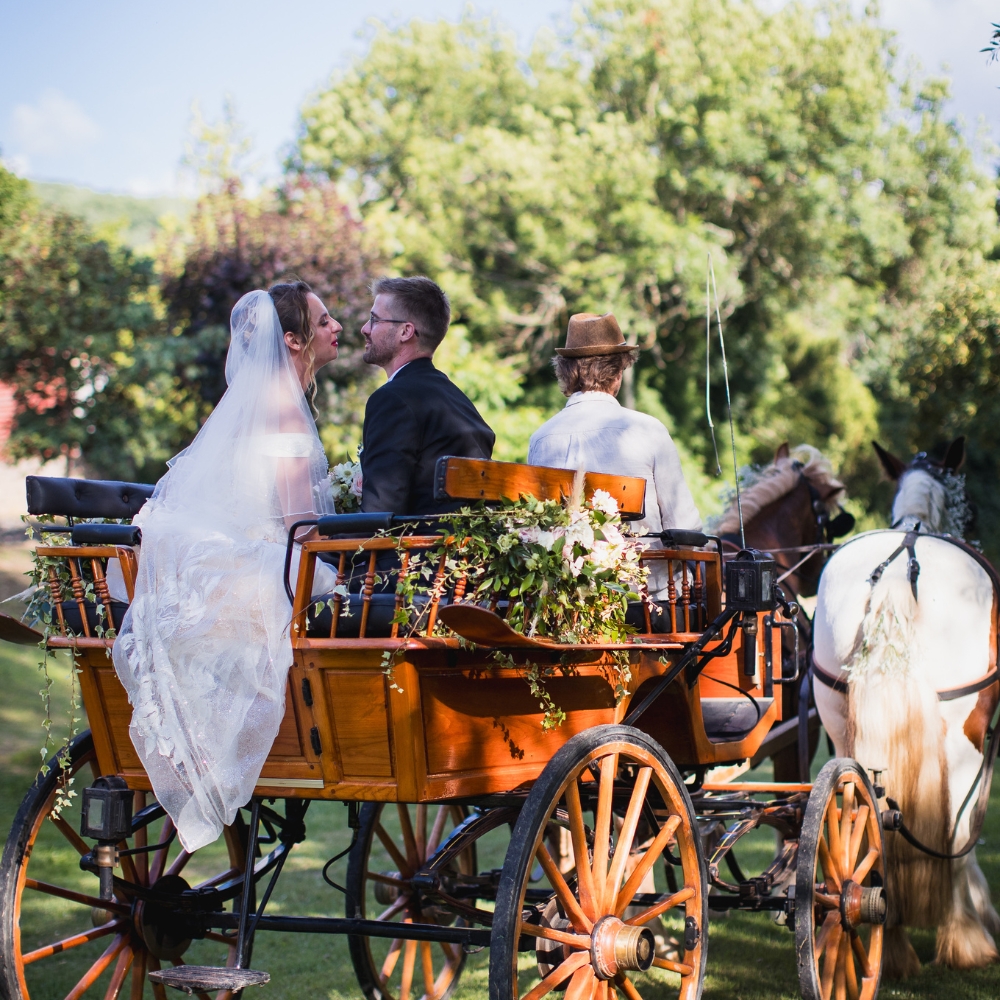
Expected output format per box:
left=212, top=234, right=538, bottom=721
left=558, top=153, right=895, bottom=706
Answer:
left=528, top=391, right=702, bottom=598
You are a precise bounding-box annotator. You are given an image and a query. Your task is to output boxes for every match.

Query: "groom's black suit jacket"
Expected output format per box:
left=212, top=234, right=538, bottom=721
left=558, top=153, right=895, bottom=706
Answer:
left=360, top=357, right=495, bottom=516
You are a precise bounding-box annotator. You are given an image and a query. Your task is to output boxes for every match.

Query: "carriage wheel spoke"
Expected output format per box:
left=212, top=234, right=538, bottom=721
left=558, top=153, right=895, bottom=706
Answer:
left=521, top=950, right=591, bottom=1000
left=166, top=849, right=192, bottom=878
left=834, top=932, right=849, bottom=1000
left=848, top=805, right=868, bottom=872
left=605, top=767, right=652, bottom=911
left=49, top=813, right=91, bottom=856
left=651, top=956, right=693, bottom=975
left=817, top=835, right=842, bottom=892
left=844, top=933, right=860, bottom=1000
left=426, top=805, right=449, bottom=859
left=64, top=933, right=127, bottom=1000
left=615, top=814, right=680, bottom=917
left=130, top=947, right=147, bottom=1000
left=565, top=780, right=597, bottom=918
left=592, top=754, right=617, bottom=909
left=202, top=931, right=236, bottom=946
left=415, top=804, right=428, bottom=862
left=521, top=922, right=592, bottom=949
left=147, top=955, right=169, bottom=1000
left=851, top=848, right=879, bottom=885
left=377, top=893, right=412, bottom=922
left=421, top=940, right=438, bottom=1000
left=536, top=842, right=593, bottom=933
left=825, top=799, right=845, bottom=886
left=814, top=911, right=840, bottom=964
left=839, top=783, right=856, bottom=877
left=149, top=816, right=175, bottom=883
left=440, top=940, right=459, bottom=965
left=820, top=923, right=843, bottom=1000
left=376, top=822, right=413, bottom=876
left=21, top=920, right=125, bottom=965
left=132, top=792, right=148, bottom=883
left=103, top=943, right=134, bottom=1000
left=564, top=963, right=597, bottom=1000
left=625, top=885, right=695, bottom=926
left=397, top=804, right=420, bottom=872
left=400, top=938, right=417, bottom=1000
left=22, top=919, right=122, bottom=964
left=24, top=877, right=130, bottom=915
left=381, top=938, right=403, bottom=980
left=595, top=980, right=609, bottom=1000
left=613, top=972, right=643, bottom=1000
left=850, top=931, right=873, bottom=979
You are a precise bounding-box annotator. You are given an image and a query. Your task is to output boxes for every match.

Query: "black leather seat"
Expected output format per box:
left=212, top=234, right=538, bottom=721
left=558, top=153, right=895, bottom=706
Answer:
left=702, top=697, right=773, bottom=742
left=59, top=600, right=130, bottom=635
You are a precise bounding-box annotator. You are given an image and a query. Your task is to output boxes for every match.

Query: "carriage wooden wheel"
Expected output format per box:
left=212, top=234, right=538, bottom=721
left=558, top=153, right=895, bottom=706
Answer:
left=795, top=759, right=886, bottom=1000
left=346, top=802, right=480, bottom=1000
left=0, top=733, right=250, bottom=1000
left=490, top=725, right=708, bottom=1000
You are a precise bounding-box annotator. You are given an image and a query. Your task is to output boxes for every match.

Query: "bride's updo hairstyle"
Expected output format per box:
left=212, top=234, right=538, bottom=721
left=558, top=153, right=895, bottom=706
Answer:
left=268, top=279, right=317, bottom=391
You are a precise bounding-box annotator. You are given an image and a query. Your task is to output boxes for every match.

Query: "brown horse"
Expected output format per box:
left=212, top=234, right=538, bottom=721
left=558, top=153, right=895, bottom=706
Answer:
left=713, top=443, right=854, bottom=779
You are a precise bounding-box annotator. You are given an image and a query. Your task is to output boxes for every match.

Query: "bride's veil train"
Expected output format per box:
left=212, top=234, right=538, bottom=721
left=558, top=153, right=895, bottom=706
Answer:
left=113, top=289, right=334, bottom=851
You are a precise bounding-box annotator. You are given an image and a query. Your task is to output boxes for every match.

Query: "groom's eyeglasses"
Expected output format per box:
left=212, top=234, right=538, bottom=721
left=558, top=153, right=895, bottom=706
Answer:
left=368, top=312, right=419, bottom=337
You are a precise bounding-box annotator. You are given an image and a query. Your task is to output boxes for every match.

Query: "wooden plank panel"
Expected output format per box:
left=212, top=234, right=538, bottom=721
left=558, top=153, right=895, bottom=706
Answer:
left=436, top=457, right=646, bottom=519
left=323, top=670, right=395, bottom=778
left=420, top=669, right=619, bottom=777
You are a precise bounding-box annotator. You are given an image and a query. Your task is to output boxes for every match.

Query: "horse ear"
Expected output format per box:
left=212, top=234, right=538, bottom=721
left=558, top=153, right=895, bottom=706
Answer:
left=774, top=442, right=790, bottom=461
left=942, top=435, right=966, bottom=473
left=872, top=441, right=906, bottom=481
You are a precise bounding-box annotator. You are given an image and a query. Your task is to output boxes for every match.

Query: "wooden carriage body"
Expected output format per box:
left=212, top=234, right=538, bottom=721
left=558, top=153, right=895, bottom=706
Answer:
left=40, top=458, right=786, bottom=803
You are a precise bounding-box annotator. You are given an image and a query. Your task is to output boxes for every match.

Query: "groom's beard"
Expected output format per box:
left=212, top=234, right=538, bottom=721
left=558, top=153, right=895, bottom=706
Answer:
left=362, top=338, right=394, bottom=368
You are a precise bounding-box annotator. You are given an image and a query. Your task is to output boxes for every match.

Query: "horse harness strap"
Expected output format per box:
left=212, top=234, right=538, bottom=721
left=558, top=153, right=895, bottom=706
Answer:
left=867, top=529, right=920, bottom=598
left=811, top=658, right=999, bottom=702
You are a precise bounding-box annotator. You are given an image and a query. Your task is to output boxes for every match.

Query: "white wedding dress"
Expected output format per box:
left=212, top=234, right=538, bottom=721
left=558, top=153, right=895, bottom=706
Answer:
left=113, top=290, right=336, bottom=852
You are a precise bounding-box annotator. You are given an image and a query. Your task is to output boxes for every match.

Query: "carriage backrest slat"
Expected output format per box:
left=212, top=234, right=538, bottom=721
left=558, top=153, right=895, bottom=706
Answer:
left=434, top=457, right=646, bottom=519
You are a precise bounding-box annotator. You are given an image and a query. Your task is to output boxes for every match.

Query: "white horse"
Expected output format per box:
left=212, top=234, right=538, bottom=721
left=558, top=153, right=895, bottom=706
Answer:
left=813, top=437, right=1000, bottom=978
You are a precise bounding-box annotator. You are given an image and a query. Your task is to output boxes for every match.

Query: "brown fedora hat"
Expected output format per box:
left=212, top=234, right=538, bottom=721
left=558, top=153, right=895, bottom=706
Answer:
left=555, top=313, right=633, bottom=357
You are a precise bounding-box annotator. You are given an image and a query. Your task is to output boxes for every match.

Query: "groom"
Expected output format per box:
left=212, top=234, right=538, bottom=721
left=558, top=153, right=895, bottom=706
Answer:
left=359, top=276, right=495, bottom=515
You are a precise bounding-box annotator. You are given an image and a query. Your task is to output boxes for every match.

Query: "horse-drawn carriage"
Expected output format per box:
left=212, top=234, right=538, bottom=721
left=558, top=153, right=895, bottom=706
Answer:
left=0, top=458, right=889, bottom=1000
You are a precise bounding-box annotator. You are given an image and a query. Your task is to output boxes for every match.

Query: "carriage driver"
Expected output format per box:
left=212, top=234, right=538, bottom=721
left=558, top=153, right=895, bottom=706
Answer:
left=527, top=312, right=703, bottom=603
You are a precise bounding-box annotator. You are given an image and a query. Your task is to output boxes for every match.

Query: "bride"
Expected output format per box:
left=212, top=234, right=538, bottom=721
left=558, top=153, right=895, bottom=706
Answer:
left=113, top=283, right=342, bottom=851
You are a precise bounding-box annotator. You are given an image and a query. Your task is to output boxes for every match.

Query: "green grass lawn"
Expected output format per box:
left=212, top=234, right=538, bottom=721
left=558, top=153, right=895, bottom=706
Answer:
left=2, top=636, right=1000, bottom=998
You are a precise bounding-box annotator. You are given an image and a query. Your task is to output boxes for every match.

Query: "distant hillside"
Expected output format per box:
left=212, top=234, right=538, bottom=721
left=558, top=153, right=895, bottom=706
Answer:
left=31, top=181, right=190, bottom=252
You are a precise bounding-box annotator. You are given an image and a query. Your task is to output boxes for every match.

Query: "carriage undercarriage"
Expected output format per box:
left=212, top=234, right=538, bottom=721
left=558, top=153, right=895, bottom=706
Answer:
left=0, top=462, right=890, bottom=1000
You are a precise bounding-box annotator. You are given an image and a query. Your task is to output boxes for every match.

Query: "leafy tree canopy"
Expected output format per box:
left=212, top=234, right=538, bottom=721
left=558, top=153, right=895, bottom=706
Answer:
left=296, top=1, right=1000, bottom=548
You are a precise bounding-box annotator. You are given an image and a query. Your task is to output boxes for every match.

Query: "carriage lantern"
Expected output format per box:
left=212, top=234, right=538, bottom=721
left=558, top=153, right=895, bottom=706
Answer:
left=81, top=775, right=133, bottom=900
left=725, top=549, right=777, bottom=612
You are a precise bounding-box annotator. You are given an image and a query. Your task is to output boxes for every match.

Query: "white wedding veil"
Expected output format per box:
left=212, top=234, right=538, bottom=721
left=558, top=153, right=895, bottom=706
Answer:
left=113, top=289, right=333, bottom=851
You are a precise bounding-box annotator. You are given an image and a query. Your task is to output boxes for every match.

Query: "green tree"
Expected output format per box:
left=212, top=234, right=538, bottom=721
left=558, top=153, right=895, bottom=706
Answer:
left=295, top=3, right=1000, bottom=544
left=0, top=192, right=167, bottom=479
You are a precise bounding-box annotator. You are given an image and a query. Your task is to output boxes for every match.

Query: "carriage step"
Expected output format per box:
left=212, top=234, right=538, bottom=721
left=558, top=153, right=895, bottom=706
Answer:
left=148, top=966, right=270, bottom=994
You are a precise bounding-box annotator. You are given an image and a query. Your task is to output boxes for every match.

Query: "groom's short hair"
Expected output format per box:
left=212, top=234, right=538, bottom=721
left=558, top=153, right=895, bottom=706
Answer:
left=372, top=276, right=450, bottom=350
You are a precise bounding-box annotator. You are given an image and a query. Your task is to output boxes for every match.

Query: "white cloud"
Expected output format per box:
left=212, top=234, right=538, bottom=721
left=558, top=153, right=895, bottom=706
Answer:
left=11, top=89, right=100, bottom=156
left=0, top=152, right=31, bottom=176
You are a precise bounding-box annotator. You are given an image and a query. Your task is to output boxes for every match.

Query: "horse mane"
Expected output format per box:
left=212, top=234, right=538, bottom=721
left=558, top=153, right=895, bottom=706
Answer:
left=715, top=444, right=845, bottom=534
left=891, top=469, right=947, bottom=533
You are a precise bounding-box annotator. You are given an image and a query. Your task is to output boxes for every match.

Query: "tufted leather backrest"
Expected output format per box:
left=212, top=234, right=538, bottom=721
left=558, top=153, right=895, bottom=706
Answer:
left=26, top=476, right=154, bottom=521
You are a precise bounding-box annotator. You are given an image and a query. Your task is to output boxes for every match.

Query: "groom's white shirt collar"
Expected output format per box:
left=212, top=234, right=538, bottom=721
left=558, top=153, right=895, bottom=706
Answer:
left=386, top=361, right=413, bottom=382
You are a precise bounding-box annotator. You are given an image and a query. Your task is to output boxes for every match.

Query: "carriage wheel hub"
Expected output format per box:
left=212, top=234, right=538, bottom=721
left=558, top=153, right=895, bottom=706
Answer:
left=839, top=879, right=886, bottom=929
left=590, top=915, right=655, bottom=980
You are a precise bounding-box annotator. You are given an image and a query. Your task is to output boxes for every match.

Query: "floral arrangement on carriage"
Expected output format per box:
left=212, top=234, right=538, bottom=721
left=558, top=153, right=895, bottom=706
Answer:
left=328, top=453, right=363, bottom=513
left=390, top=486, right=649, bottom=728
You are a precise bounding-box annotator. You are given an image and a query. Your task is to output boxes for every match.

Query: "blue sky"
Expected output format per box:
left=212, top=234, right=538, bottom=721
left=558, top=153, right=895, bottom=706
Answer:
left=1, top=0, right=998, bottom=196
